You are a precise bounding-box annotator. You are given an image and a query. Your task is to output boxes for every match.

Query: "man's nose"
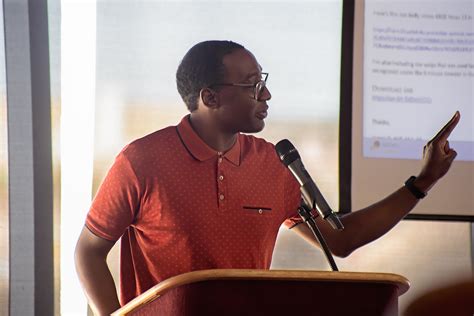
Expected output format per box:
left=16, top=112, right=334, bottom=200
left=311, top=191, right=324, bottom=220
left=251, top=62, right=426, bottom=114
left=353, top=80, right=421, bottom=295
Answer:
left=260, top=85, right=271, bottom=101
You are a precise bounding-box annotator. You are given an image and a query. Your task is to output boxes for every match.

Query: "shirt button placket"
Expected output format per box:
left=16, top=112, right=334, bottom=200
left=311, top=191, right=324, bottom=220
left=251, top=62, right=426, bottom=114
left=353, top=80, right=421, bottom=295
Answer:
left=217, top=152, right=225, bottom=209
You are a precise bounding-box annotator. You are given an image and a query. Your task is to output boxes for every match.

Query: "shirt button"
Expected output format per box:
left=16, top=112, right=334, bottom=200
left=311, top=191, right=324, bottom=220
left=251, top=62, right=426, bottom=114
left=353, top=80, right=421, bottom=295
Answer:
left=258, top=209, right=263, bottom=214
left=218, top=157, right=223, bottom=163
left=219, top=175, right=224, bottom=181
left=219, top=194, right=225, bottom=200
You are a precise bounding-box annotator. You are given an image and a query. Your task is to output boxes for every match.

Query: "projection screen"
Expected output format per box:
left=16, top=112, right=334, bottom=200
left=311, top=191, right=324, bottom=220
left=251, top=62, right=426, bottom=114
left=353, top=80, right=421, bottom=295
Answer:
left=351, top=0, right=473, bottom=217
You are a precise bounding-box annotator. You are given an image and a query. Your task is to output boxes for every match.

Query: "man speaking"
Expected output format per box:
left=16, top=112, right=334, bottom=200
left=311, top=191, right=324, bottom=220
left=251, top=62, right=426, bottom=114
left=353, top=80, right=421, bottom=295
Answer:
left=75, top=40, right=460, bottom=315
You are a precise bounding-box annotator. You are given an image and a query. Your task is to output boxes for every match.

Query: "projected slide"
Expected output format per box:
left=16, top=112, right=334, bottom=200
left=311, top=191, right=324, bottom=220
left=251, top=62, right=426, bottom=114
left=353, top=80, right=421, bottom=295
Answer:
left=363, top=0, right=473, bottom=160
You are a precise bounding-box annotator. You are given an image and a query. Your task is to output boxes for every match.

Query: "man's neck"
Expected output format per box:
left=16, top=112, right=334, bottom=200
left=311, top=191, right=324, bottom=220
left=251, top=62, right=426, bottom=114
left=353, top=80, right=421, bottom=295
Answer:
left=188, top=113, right=237, bottom=153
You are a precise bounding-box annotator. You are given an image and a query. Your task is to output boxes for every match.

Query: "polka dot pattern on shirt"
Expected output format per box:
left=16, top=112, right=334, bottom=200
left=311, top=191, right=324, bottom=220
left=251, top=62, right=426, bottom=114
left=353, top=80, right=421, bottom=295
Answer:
left=86, top=115, right=302, bottom=306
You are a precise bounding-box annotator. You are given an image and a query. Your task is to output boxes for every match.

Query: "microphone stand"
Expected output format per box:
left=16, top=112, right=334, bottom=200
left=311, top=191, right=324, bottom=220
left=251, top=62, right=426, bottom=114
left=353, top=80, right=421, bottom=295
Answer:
left=298, top=204, right=339, bottom=272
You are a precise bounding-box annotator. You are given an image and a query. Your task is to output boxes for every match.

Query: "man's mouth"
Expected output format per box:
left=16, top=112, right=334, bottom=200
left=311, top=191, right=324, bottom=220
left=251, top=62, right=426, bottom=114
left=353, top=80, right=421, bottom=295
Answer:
left=255, top=111, right=268, bottom=120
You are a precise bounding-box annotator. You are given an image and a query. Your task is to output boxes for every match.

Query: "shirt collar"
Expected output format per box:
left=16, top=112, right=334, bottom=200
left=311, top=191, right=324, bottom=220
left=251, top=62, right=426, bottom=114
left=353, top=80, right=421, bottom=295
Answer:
left=176, top=115, right=241, bottom=166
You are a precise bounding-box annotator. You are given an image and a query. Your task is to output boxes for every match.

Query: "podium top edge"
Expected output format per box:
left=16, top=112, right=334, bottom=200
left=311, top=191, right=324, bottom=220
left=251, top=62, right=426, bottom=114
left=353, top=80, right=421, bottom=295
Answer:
left=157, top=269, right=410, bottom=290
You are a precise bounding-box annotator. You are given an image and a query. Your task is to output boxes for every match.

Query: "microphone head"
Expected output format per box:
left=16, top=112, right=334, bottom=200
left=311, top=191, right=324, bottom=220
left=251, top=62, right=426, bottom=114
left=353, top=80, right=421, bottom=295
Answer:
left=275, top=139, right=301, bottom=167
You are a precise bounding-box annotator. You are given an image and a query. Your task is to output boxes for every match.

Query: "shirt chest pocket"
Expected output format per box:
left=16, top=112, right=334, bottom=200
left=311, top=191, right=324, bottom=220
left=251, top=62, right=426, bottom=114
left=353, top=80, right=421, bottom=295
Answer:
left=242, top=205, right=274, bottom=216
left=227, top=169, right=287, bottom=219
left=238, top=194, right=283, bottom=218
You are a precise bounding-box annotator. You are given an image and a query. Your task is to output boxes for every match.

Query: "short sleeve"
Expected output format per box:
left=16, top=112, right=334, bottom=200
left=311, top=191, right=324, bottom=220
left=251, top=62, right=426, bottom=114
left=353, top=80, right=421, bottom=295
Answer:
left=86, top=150, right=141, bottom=241
left=282, top=169, right=304, bottom=229
left=282, top=174, right=321, bottom=229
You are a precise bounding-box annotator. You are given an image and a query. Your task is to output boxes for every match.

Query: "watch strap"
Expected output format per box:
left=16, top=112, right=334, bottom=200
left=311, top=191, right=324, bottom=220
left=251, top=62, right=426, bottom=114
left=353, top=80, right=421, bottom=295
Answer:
left=404, top=176, right=426, bottom=199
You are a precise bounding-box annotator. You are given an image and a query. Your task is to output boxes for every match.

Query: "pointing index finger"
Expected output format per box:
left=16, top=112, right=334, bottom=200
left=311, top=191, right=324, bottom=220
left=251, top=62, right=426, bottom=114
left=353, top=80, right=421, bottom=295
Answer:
left=431, top=111, right=460, bottom=143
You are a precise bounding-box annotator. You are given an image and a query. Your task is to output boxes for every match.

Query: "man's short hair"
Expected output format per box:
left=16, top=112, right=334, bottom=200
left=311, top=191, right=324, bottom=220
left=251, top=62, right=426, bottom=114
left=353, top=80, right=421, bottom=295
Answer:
left=176, top=40, right=245, bottom=112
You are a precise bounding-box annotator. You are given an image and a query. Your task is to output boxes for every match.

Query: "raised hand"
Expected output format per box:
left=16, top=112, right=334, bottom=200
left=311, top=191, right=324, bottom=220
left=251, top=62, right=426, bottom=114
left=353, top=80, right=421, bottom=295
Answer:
left=417, top=111, right=460, bottom=189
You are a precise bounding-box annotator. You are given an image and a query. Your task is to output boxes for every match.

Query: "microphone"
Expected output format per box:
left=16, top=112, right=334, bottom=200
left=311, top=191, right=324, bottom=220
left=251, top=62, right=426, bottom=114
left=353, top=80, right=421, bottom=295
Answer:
left=275, top=139, right=344, bottom=230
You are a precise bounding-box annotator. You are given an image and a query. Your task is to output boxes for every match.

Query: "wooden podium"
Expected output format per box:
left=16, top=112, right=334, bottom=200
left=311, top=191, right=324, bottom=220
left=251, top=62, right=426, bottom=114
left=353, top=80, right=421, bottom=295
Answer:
left=112, top=269, right=409, bottom=316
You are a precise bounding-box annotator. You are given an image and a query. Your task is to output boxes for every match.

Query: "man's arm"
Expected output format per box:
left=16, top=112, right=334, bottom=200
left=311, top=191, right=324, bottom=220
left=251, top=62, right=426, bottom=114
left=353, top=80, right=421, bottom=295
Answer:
left=292, top=184, right=422, bottom=257
left=75, top=225, right=121, bottom=315
left=292, top=111, right=460, bottom=257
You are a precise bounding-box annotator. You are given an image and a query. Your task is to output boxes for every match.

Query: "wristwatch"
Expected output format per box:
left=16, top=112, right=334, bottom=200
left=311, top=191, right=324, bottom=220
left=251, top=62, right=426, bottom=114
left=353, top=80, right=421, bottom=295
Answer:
left=404, top=176, right=426, bottom=199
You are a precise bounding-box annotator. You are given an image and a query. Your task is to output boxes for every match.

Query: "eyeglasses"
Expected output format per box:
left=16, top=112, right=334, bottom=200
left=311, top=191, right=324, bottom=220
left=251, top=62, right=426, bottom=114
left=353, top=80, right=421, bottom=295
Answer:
left=209, top=72, right=269, bottom=101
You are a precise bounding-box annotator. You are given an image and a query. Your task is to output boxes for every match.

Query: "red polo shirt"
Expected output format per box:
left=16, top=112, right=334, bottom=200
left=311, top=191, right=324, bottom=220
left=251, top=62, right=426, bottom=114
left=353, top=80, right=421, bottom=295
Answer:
left=86, top=115, right=302, bottom=305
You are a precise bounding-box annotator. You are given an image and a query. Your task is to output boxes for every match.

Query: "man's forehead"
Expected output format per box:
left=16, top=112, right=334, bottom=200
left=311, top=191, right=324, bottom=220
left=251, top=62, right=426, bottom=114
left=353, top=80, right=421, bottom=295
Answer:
left=222, top=49, right=262, bottom=81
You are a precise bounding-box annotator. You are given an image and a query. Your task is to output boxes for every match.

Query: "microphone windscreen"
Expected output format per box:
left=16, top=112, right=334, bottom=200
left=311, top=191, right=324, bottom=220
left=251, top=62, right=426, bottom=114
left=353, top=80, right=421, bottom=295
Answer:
left=275, top=139, right=300, bottom=166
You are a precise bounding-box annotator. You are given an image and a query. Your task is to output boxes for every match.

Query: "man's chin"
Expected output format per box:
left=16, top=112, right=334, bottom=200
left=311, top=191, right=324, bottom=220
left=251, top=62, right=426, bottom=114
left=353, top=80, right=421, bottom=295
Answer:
left=242, top=121, right=265, bottom=134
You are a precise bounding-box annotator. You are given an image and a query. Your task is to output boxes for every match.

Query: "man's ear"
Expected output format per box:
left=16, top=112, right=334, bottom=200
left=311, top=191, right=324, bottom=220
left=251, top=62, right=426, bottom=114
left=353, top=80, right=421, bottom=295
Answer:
left=200, top=88, right=219, bottom=109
